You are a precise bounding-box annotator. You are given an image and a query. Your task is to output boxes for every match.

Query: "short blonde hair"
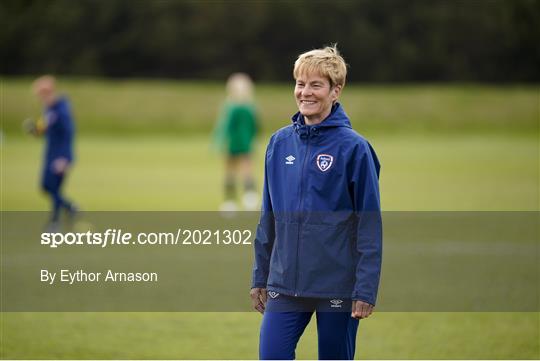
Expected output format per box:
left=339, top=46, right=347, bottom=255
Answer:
left=226, top=72, right=254, bottom=102
left=293, top=45, right=347, bottom=88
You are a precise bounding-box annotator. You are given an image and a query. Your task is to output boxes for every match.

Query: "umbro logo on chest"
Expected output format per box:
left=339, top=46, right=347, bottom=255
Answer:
left=285, top=155, right=295, bottom=164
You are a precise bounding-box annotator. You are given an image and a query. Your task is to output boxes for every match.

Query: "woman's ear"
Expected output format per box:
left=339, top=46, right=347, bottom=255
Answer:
left=332, top=84, right=342, bottom=101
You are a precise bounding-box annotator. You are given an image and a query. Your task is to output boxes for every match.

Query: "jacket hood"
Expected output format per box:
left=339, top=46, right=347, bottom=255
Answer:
left=292, top=103, right=352, bottom=138
left=48, top=95, right=68, bottom=112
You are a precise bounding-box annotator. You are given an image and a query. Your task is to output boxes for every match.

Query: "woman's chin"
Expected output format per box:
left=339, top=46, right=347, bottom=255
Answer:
left=299, top=109, right=315, bottom=117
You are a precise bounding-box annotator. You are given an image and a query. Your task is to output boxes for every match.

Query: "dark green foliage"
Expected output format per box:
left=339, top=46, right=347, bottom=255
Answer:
left=1, top=0, right=539, bottom=81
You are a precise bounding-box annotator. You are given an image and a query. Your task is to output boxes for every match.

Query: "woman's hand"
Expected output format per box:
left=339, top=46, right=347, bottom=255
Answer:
left=52, top=157, right=69, bottom=175
left=351, top=300, right=374, bottom=319
left=250, top=287, right=267, bottom=314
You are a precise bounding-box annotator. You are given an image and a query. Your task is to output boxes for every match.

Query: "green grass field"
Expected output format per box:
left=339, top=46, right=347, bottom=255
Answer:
left=1, top=78, right=537, bottom=135
left=1, top=79, right=539, bottom=359
left=2, top=134, right=538, bottom=211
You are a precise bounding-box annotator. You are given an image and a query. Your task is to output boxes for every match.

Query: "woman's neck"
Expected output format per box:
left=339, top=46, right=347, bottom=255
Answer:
left=304, top=107, right=332, bottom=126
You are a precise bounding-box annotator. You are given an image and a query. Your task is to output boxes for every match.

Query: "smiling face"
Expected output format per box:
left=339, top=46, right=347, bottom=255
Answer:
left=294, top=72, right=341, bottom=125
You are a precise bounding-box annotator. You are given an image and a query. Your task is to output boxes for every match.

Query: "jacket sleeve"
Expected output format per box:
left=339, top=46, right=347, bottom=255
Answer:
left=350, top=141, right=382, bottom=305
left=251, top=137, right=276, bottom=288
left=48, top=99, right=75, bottom=161
left=60, top=100, right=75, bottom=161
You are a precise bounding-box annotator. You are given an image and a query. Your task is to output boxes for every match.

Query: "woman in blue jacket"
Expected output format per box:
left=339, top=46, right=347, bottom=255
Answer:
left=250, top=46, right=382, bottom=360
left=28, top=75, right=78, bottom=230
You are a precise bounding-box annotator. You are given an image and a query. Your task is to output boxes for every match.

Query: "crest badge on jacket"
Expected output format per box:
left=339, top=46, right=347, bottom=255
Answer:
left=316, top=154, right=334, bottom=172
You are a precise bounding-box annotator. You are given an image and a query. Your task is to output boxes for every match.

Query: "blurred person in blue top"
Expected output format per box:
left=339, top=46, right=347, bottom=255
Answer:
left=26, top=75, right=77, bottom=229
left=214, top=73, right=259, bottom=211
left=250, top=46, right=382, bottom=360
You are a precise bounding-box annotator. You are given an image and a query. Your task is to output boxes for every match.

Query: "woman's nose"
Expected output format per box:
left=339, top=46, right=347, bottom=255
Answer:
left=301, top=86, right=313, bottom=96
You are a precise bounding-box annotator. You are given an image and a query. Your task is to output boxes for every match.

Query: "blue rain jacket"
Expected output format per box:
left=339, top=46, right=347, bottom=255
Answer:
left=251, top=103, right=382, bottom=305
left=44, top=96, right=75, bottom=166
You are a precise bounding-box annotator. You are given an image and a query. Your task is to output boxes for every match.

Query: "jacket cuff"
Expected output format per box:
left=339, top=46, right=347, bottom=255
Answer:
left=351, top=293, right=375, bottom=306
left=251, top=280, right=267, bottom=289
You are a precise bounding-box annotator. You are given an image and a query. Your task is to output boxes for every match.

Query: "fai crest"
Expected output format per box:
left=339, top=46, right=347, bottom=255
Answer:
left=316, top=154, right=334, bottom=172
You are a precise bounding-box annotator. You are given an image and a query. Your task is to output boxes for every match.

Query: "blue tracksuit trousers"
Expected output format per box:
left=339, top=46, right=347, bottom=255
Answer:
left=41, top=168, right=72, bottom=222
left=259, top=294, right=359, bottom=360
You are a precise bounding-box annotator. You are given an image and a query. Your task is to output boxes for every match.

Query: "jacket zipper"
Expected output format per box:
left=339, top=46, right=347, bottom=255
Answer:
left=294, top=130, right=310, bottom=296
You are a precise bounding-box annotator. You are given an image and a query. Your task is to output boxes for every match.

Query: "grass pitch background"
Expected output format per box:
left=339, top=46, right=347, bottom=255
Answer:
left=1, top=78, right=538, bottom=359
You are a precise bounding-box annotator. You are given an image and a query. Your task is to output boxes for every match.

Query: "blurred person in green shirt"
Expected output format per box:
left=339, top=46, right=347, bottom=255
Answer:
left=214, top=73, right=259, bottom=211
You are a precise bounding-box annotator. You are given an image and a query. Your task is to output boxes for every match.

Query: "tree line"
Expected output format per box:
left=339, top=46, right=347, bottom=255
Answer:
left=2, top=0, right=539, bottom=82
